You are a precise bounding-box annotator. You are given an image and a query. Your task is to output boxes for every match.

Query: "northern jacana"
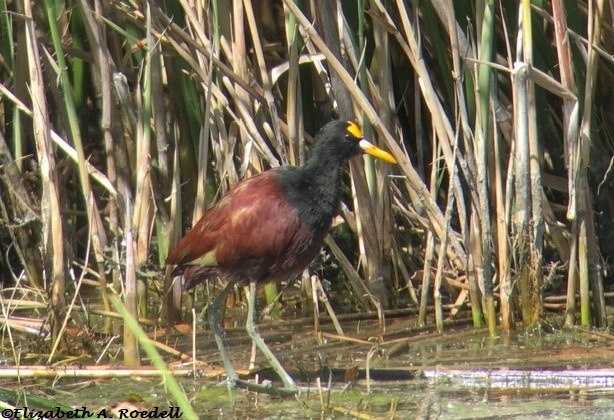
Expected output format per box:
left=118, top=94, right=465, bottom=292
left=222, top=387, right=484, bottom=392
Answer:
left=166, top=120, right=396, bottom=393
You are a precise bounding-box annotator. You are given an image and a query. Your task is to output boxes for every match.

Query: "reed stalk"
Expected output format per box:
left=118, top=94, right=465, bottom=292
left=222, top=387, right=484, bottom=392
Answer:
left=24, top=0, right=66, bottom=343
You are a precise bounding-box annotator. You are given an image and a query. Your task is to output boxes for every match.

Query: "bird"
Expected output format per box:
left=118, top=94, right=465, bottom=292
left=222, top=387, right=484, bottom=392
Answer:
left=166, top=120, right=396, bottom=394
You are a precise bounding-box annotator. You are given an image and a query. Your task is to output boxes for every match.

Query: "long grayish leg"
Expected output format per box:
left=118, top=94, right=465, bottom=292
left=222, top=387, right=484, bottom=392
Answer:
left=207, top=281, right=239, bottom=386
left=245, top=278, right=296, bottom=390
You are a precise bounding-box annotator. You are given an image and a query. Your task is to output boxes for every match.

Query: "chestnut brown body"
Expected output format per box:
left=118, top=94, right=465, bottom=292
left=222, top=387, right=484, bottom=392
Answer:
left=166, top=170, right=328, bottom=289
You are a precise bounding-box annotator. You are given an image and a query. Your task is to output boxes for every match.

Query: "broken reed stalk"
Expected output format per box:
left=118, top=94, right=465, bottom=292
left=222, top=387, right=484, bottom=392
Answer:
left=493, top=104, right=513, bottom=330
left=23, top=0, right=66, bottom=343
left=512, top=60, right=533, bottom=327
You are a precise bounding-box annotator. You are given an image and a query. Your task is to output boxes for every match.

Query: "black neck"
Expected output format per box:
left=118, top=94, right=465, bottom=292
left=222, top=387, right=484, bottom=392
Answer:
left=303, top=155, right=345, bottom=220
left=279, top=150, right=347, bottom=232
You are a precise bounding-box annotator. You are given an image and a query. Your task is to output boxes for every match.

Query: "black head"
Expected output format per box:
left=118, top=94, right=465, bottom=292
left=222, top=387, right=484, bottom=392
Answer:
left=311, top=121, right=397, bottom=163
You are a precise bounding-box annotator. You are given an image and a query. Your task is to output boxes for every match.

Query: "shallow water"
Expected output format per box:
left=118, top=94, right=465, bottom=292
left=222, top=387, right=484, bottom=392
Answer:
left=3, top=314, right=614, bottom=418
left=42, top=373, right=614, bottom=419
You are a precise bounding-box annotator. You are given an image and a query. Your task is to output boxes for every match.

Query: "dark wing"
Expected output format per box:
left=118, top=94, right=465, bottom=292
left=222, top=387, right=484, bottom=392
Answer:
left=166, top=170, right=302, bottom=273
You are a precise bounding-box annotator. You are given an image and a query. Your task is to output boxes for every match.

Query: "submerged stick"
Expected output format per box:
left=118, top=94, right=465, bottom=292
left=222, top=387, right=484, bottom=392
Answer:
left=0, top=367, right=194, bottom=378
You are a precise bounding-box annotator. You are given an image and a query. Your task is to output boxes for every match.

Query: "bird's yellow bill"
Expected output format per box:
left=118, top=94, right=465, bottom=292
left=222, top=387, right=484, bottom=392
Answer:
left=359, top=139, right=397, bottom=164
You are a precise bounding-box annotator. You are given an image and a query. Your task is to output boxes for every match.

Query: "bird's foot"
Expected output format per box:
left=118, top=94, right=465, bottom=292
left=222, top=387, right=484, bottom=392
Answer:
left=214, top=373, right=300, bottom=396
left=233, top=378, right=300, bottom=397
left=215, top=374, right=238, bottom=390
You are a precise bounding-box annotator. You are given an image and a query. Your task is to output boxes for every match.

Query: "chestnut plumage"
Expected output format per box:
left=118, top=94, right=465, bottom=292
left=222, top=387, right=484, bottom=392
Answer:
left=166, top=171, right=323, bottom=290
left=166, top=120, right=396, bottom=393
